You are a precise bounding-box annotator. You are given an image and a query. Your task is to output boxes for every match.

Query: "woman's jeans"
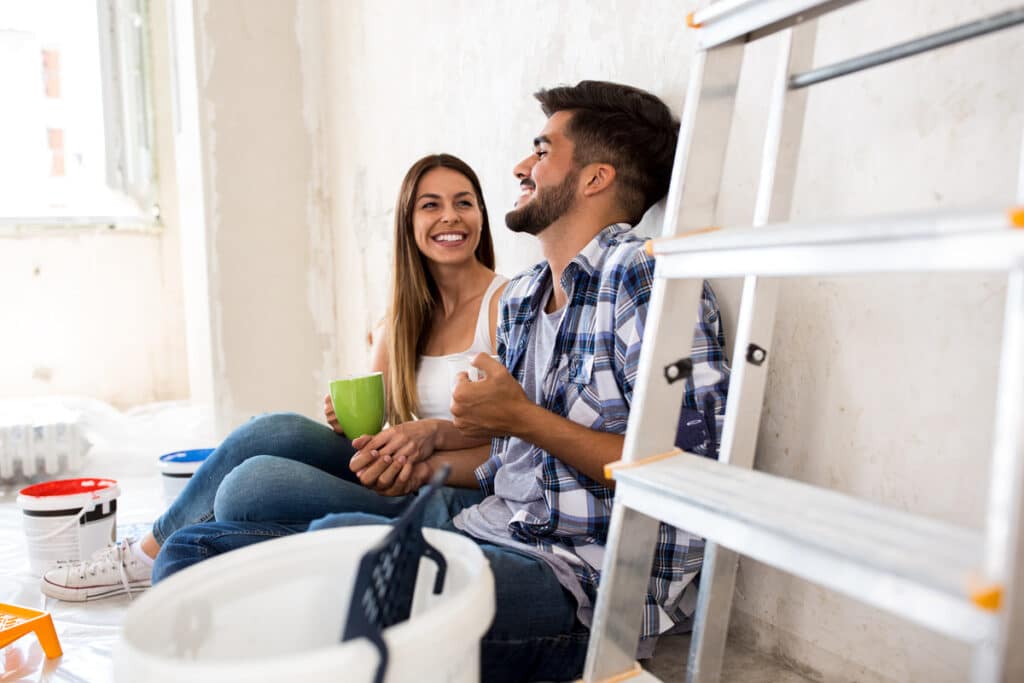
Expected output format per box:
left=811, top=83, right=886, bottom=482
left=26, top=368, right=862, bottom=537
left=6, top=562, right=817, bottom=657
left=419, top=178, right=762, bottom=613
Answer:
left=153, top=483, right=590, bottom=683
left=151, top=412, right=409, bottom=544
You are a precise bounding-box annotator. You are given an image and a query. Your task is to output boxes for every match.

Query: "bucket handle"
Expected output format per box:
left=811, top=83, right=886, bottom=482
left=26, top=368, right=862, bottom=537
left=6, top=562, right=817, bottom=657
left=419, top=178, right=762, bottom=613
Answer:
left=25, top=500, right=97, bottom=542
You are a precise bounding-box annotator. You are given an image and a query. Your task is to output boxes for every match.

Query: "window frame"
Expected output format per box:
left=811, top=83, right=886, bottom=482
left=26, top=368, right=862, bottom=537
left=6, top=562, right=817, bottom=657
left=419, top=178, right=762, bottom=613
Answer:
left=0, top=0, right=160, bottom=232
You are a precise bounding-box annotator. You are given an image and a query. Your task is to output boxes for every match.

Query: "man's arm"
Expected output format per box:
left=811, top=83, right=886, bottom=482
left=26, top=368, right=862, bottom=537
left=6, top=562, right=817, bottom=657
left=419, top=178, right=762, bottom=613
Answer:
left=358, top=443, right=492, bottom=496
left=450, top=355, right=621, bottom=485
left=428, top=443, right=493, bottom=488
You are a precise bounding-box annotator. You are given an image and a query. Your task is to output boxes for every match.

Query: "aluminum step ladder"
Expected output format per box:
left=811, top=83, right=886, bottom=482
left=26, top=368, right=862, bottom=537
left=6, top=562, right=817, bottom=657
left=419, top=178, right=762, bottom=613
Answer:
left=583, top=2, right=1024, bottom=681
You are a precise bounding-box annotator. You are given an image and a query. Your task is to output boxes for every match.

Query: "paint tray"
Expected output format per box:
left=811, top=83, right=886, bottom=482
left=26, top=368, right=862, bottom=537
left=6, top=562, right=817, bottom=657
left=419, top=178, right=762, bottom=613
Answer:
left=0, top=602, right=63, bottom=659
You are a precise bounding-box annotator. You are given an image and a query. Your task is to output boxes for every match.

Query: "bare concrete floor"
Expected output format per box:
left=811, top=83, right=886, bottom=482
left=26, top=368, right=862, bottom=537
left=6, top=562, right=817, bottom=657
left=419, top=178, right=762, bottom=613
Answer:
left=645, top=634, right=816, bottom=682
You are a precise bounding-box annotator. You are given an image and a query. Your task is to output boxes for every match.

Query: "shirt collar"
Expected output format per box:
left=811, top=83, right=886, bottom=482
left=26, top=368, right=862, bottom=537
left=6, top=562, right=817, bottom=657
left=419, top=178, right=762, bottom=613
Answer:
left=560, top=222, right=635, bottom=288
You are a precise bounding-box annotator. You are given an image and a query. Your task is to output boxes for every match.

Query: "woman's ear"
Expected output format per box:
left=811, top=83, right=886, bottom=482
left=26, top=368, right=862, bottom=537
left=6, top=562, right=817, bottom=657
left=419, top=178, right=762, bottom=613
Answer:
left=581, top=163, right=617, bottom=197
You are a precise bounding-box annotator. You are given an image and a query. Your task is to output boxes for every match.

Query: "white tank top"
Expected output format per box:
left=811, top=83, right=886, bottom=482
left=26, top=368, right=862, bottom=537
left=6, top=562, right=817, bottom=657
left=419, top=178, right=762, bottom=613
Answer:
left=415, top=274, right=506, bottom=420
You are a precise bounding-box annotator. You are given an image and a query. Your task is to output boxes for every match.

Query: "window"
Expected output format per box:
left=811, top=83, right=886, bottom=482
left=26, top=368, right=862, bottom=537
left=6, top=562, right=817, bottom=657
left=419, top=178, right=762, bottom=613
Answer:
left=0, top=0, right=156, bottom=227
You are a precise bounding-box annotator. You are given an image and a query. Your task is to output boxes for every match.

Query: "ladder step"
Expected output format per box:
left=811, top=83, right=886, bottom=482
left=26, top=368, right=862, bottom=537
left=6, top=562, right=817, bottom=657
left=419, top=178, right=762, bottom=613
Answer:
left=652, top=207, right=1024, bottom=278
left=610, top=451, right=999, bottom=644
left=690, top=0, right=858, bottom=50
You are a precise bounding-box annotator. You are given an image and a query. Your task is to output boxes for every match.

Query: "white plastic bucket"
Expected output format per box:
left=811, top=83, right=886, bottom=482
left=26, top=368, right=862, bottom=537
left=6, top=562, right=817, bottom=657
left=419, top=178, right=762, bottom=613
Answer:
left=16, top=478, right=120, bottom=575
left=158, top=449, right=213, bottom=507
left=115, top=526, right=495, bottom=683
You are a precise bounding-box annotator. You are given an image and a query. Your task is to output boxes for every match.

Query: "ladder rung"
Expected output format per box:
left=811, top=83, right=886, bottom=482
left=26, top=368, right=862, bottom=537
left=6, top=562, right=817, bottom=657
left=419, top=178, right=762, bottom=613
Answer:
left=690, top=0, right=858, bottom=50
left=651, top=208, right=1024, bottom=278
left=610, top=451, right=998, bottom=644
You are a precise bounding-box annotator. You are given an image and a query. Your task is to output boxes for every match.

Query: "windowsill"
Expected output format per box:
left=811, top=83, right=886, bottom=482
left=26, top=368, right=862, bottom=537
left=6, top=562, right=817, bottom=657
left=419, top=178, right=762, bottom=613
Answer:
left=0, top=215, right=162, bottom=236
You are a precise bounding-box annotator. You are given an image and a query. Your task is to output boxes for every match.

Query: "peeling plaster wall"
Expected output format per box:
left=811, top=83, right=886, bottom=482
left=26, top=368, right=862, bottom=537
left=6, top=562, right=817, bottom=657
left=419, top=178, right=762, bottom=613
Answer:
left=0, top=231, right=183, bottom=407
left=190, top=0, right=335, bottom=435
left=322, top=0, right=693, bottom=376
left=321, top=1, right=1021, bottom=680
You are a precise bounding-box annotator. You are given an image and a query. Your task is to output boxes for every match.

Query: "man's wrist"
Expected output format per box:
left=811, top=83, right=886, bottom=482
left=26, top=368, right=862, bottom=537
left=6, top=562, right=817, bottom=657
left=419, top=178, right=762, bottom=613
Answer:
left=506, top=401, right=546, bottom=442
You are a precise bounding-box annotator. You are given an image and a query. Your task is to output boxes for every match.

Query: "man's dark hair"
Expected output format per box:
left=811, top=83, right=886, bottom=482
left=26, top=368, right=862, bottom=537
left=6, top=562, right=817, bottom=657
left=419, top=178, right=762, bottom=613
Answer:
left=534, top=80, right=679, bottom=225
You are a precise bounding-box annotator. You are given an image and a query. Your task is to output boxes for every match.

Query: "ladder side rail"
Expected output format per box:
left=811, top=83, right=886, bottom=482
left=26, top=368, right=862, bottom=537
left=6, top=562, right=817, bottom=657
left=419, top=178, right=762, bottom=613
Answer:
left=687, top=23, right=817, bottom=683
left=663, top=43, right=746, bottom=237
left=974, top=264, right=1024, bottom=683
left=585, top=42, right=745, bottom=682
left=583, top=507, right=664, bottom=682
left=584, top=278, right=706, bottom=683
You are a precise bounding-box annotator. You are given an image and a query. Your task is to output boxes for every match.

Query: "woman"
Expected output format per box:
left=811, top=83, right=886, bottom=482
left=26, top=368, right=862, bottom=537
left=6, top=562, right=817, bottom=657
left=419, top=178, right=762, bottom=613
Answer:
left=42, top=154, right=506, bottom=601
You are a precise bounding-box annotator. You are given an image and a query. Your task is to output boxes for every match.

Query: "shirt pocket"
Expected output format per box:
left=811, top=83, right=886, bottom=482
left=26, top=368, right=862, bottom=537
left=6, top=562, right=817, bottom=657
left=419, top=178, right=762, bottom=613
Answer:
left=565, top=352, right=594, bottom=385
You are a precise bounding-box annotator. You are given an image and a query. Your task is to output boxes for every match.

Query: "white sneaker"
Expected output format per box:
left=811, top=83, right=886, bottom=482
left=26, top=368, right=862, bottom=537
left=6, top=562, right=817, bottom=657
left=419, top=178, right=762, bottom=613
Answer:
left=41, top=538, right=152, bottom=601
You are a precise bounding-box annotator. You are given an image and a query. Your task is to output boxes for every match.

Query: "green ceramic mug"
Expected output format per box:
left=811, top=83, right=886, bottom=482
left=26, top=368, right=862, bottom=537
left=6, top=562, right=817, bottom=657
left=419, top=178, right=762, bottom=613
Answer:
left=329, top=372, right=385, bottom=439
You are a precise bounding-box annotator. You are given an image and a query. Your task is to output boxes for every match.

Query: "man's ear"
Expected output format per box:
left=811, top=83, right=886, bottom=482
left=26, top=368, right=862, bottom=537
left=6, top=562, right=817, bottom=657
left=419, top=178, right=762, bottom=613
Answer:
left=580, top=163, right=616, bottom=197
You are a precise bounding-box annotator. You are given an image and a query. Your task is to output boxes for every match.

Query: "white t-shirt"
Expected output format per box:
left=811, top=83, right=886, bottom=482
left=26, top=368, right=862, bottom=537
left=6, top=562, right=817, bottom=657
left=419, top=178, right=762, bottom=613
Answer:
left=414, top=274, right=506, bottom=419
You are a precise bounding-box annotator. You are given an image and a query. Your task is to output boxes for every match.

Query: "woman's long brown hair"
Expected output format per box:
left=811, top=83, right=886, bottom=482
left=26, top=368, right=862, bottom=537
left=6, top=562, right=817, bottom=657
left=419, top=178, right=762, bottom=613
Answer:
left=385, top=154, right=494, bottom=424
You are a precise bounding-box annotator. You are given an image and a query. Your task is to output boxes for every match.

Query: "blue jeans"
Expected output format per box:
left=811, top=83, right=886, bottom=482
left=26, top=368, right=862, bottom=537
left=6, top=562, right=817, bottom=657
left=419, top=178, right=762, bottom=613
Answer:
left=152, top=412, right=380, bottom=544
left=154, top=487, right=589, bottom=683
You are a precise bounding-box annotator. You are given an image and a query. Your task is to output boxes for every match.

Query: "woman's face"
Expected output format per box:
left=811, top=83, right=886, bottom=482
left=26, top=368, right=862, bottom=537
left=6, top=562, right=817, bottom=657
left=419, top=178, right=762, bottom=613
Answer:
left=411, top=167, right=484, bottom=267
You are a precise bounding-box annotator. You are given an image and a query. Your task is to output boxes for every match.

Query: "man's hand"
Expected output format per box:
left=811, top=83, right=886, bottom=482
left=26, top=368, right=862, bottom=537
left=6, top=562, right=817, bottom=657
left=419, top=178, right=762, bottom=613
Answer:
left=354, top=456, right=430, bottom=497
left=323, top=394, right=345, bottom=435
left=375, top=461, right=432, bottom=497
left=349, top=421, right=439, bottom=493
left=450, top=353, right=533, bottom=439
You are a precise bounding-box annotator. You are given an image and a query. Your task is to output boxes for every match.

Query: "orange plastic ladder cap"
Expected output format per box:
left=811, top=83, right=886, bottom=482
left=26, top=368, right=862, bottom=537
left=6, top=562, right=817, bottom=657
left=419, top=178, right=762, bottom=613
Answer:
left=686, top=12, right=702, bottom=28
left=1010, top=206, right=1024, bottom=228
left=970, top=584, right=1003, bottom=612
left=644, top=240, right=655, bottom=257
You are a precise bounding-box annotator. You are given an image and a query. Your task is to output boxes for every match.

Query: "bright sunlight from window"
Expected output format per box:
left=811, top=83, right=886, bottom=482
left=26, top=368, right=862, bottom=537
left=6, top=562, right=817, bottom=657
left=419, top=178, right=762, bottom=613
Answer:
left=0, top=0, right=153, bottom=224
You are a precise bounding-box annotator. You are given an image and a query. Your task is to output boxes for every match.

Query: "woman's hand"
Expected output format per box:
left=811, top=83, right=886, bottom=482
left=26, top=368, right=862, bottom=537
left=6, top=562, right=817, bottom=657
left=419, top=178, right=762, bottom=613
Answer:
left=349, top=420, right=439, bottom=473
left=323, top=394, right=345, bottom=435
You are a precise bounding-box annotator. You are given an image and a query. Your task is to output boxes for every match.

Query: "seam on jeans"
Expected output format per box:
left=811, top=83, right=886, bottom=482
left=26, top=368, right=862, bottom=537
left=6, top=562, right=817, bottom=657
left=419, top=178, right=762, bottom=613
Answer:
left=482, top=632, right=589, bottom=647
left=206, top=529, right=296, bottom=540
left=155, top=510, right=216, bottom=546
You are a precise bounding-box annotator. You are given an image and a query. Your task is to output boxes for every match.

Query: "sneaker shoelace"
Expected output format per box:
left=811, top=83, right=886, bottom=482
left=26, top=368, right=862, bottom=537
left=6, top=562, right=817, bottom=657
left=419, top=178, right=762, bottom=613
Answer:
left=71, top=540, right=137, bottom=601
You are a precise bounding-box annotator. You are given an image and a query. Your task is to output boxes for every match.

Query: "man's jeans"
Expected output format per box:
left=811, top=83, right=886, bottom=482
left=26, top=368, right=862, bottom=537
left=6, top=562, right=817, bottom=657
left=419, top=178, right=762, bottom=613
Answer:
left=152, top=412, right=399, bottom=544
left=154, top=486, right=590, bottom=683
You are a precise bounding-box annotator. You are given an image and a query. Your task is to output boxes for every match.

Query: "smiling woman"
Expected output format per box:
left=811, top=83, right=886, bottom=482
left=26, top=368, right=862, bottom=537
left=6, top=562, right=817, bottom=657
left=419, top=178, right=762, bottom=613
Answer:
left=388, top=154, right=501, bottom=426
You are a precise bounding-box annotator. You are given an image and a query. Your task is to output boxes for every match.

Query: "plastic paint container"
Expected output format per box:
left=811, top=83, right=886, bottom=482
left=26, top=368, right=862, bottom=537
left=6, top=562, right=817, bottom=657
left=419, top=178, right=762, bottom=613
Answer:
left=115, top=526, right=495, bottom=683
left=158, top=449, right=213, bottom=508
left=17, top=478, right=120, bottom=575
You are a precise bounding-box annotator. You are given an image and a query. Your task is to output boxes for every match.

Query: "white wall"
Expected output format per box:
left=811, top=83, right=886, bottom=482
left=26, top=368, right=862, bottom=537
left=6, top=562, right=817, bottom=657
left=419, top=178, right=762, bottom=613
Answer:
left=184, top=0, right=337, bottom=435
left=318, top=1, right=1022, bottom=681
left=0, top=230, right=186, bottom=407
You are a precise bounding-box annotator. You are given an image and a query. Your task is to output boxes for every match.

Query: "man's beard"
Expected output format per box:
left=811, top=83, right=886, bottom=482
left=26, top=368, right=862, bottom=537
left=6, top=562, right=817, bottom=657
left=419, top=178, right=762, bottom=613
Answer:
left=505, top=168, right=579, bottom=235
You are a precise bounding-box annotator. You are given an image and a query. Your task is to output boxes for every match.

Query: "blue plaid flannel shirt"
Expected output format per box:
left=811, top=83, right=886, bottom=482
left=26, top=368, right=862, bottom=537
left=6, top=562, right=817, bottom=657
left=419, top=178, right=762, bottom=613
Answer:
left=474, top=223, right=731, bottom=643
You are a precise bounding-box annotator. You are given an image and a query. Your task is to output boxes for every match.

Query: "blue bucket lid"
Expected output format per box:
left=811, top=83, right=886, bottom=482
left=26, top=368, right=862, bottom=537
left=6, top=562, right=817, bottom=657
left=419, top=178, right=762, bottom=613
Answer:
left=159, top=448, right=214, bottom=464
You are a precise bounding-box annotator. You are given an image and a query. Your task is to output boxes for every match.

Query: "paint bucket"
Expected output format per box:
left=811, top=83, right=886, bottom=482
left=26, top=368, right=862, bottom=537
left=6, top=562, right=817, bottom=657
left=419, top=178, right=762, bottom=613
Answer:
left=16, top=478, right=120, bottom=575
left=158, top=449, right=213, bottom=508
left=115, top=526, right=495, bottom=683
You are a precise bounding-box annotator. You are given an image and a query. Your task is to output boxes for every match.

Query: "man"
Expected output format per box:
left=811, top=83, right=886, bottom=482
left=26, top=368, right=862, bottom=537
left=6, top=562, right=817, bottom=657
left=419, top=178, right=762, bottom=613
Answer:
left=155, top=81, right=730, bottom=682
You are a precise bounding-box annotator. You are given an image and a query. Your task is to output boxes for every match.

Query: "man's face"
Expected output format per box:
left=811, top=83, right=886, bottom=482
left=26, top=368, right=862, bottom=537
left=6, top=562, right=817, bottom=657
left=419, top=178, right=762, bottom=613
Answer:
left=505, top=110, right=580, bottom=235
